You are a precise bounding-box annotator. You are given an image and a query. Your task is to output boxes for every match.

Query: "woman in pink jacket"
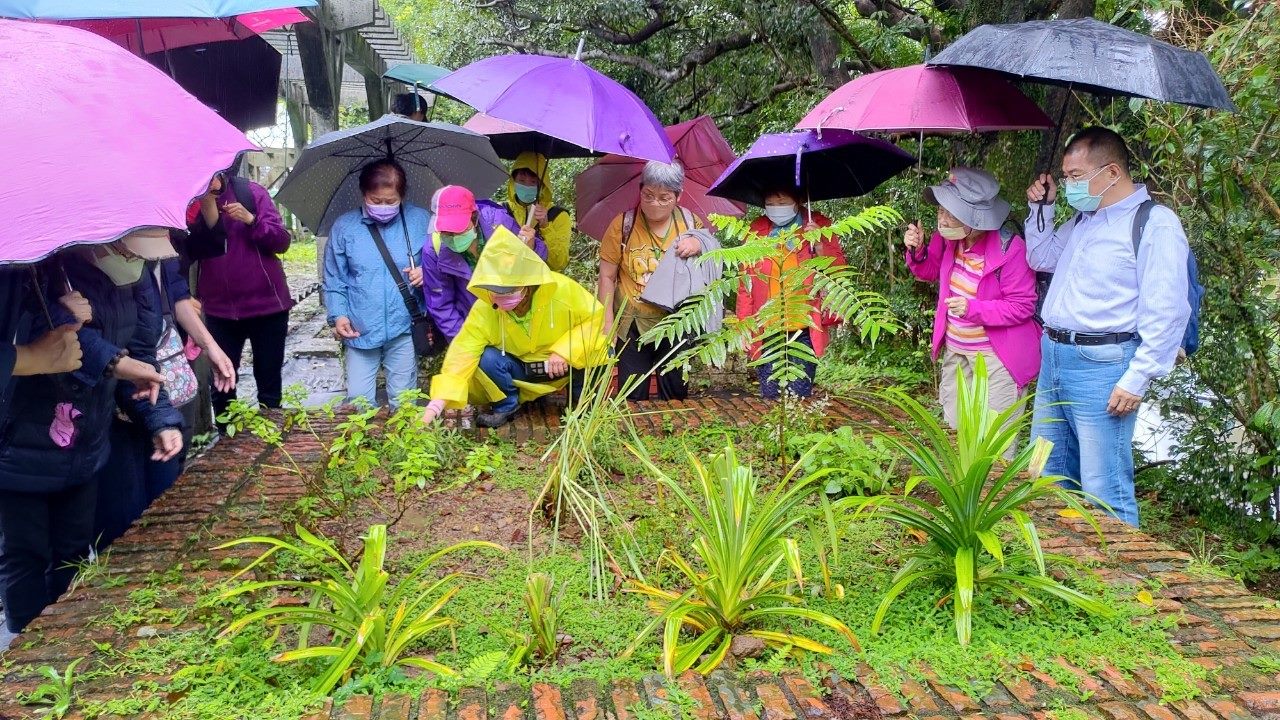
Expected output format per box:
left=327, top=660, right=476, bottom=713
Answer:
left=904, top=168, right=1041, bottom=430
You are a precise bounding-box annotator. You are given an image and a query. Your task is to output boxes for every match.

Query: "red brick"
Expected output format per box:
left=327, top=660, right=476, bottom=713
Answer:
left=1168, top=699, right=1218, bottom=720
left=1235, top=624, right=1280, bottom=640
left=571, top=681, right=605, bottom=720
left=301, top=698, right=333, bottom=720
left=1099, top=666, right=1147, bottom=700
left=457, top=688, right=487, bottom=720
left=1195, top=639, right=1254, bottom=655
left=1098, top=702, right=1144, bottom=720
left=418, top=689, right=448, bottom=720
left=924, top=676, right=979, bottom=713
left=336, top=695, right=374, bottom=720
left=1222, top=608, right=1280, bottom=624
left=898, top=678, right=941, bottom=714
left=377, top=694, right=412, bottom=720
left=1138, top=702, right=1180, bottom=720
left=534, top=684, right=568, bottom=720
left=1238, top=691, right=1280, bottom=713
left=858, top=678, right=906, bottom=716
left=754, top=681, right=797, bottom=720
left=1001, top=676, right=1040, bottom=706
left=1202, top=697, right=1257, bottom=720
left=610, top=680, right=643, bottom=720
left=679, top=671, right=719, bottom=720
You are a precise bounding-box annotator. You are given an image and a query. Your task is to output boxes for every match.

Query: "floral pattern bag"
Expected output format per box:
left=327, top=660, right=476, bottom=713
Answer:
left=157, top=319, right=198, bottom=407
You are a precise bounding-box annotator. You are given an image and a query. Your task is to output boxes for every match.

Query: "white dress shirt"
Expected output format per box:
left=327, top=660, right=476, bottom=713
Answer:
left=1025, top=185, right=1191, bottom=396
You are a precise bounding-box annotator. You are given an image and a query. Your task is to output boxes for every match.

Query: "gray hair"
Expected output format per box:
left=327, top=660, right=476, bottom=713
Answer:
left=640, top=160, right=685, bottom=194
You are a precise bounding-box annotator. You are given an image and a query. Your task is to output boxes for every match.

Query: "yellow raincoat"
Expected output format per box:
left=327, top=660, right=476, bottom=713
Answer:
left=429, top=226, right=607, bottom=409
left=505, top=151, right=572, bottom=272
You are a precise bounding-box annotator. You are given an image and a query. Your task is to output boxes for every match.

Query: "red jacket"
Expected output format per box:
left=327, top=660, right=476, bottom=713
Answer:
left=736, top=212, right=847, bottom=359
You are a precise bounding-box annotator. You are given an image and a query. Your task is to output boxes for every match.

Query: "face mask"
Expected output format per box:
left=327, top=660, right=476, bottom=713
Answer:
left=92, top=250, right=145, bottom=286
left=366, top=202, right=400, bottom=224
left=445, top=227, right=477, bottom=253
left=492, top=289, right=525, bottom=311
left=764, top=204, right=798, bottom=227
left=514, top=183, right=539, bottom=205
left=938, top=224, right=969, bottom=241
left=1062, top=167, right=1117, bottom=213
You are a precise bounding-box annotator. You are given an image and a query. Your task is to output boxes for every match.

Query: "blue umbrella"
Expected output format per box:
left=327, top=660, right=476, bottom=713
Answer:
left=0, top=0, right=314, bottom=20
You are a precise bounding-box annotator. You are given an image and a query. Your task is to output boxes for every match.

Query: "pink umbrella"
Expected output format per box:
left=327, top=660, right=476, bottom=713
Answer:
left=63, top=8, right=307, bottom=55
left=576, top=116, right=745, bottom=242
left=796, top=64, right=1052, bottom=134
left=0, top=20, right=256, bottom=264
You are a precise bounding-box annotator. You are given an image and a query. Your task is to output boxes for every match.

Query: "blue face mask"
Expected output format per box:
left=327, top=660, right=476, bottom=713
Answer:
left=1062, top=166, right=1117, bottom=213
left=513, top=182, right=539, bottom=205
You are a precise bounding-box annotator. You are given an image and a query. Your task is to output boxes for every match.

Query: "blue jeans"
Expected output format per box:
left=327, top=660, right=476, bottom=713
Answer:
left=1031, top=335, right=1141, bottom=526
left=478, top=347, right=583, bottom=413
left=346, top=333, right=418, bottom=408
left=757, top=329, right=816, bottom=400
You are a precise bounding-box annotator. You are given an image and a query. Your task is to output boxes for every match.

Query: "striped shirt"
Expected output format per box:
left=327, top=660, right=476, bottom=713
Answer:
left=945, top=245, right=991, bottom=354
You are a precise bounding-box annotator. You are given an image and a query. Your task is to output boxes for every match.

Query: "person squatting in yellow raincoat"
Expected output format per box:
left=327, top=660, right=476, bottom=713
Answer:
left=419, top=225, right=607, bottom=428
left=504, top=151, right=572, bottom=272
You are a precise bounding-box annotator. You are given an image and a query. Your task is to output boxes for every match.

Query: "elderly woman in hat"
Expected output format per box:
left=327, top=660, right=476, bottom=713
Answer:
left=903, top=167, right=1041, bottom=429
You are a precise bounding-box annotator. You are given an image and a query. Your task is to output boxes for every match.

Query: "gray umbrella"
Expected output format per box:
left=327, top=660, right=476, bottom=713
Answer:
left=928, top=17, right=1235, bottom=111
left=277, top=115, right=507, bottom=235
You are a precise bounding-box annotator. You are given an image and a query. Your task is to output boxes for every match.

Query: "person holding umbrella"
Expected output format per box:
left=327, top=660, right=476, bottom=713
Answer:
left=504, top=152, right=572, bottom=272
left=323, top=159, right=432, bottom=408
left=421, top=185, right=546, bottom=344
left=1024, top=128, right=1192, bottom=527
left=597, top=160, right=704, bottom=401
left=736, top=188, right=846, bottom=399
left=903, top=168, right=1041, bottom=440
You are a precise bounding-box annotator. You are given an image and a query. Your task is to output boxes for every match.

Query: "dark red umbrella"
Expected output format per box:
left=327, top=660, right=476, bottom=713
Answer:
left=575, top=115, right=745, bottom=242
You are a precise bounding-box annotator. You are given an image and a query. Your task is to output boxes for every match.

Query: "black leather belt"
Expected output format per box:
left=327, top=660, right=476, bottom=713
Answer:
left=1045, top=327, right=1138, bottom=346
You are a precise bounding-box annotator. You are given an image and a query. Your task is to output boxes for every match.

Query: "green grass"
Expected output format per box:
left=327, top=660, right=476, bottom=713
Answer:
left=279, top=238, right=318, bottom=267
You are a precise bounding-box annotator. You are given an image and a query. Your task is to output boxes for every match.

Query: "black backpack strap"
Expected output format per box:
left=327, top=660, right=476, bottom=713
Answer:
left=621, top=209, right=635, bottom=256
left=367, top=223, right=422, bottom=320
left=1131, top=199, right=1157, bottom=255
left=229, top=175, right=257, bottom=217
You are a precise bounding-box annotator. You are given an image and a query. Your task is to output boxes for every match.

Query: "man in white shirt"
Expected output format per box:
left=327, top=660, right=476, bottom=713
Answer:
left=1024, top=127, right=1191, bottom=527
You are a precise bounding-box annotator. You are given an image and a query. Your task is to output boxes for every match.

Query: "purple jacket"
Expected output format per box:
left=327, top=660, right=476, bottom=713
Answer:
left=198, top=181, right=295, bottom=320
left=421, top=199, right=548, bottom=339
left=906, top=229, right=1041, bottom=388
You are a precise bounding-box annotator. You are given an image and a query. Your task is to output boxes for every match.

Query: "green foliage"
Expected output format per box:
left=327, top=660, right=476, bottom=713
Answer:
left=465, top=443, right=505, bottom=482
left=623, top=442, right=859, bottom=677
left=18, top=659, right=80, bottom=719
left=842, top=355, right=1113, bottom=645
left=217, top=523, right=504, bottom=694
left=789, top=426, right=901, bottom=497
left=507, top=572, right=567, bottom=670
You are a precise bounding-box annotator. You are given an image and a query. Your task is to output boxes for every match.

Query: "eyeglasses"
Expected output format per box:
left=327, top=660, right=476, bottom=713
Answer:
left=640, top=191, right=677, bottom=206
left=1059, top=165, right=1112, bottom=187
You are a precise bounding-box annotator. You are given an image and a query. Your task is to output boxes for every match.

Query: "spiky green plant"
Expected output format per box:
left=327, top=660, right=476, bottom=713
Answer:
left=217, top=524, right=503, bottom=693
left=841, top=354, right=1114, bottom=645
left=641, top=208, right=901, bottom=464
left=507, top=572, right=566, bottom=670
left=623, top=442, right=859, bottom=677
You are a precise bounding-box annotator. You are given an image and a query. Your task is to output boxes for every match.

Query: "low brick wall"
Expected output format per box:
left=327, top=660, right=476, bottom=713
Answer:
left=2, top=399, right=1279, bottom=720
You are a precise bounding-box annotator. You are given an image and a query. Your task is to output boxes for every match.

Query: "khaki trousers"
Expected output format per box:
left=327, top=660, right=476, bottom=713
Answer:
left=939, top=349, right=1021, bottom=459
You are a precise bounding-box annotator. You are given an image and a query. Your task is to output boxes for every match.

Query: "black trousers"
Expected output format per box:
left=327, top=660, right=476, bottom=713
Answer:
left=0, top=481, right=96, bottom=632
left=616, top=325, right=688, bottom=402
left=206, top=310, right=289, bottom=419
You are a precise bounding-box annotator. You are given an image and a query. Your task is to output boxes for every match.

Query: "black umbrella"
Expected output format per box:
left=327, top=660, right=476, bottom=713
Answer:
left=147, top=35, right=282, bottom=132
left=927, top=17, right=1235, bottom=111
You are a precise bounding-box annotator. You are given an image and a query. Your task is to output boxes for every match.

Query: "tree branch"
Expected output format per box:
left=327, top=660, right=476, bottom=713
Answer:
left=485, top=32, right=758, bottom=84
left=572, top=0, right=677, bottom=45
left=717, top=78, right=812, bottom=120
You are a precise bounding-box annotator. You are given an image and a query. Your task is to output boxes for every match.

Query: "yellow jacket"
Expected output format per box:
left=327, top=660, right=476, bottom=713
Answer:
left=505, top=151, right=572, bottom=272
left=430, top=226, right=607, bottom=408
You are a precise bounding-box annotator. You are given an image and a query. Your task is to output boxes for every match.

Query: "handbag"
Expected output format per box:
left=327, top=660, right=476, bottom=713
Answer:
left=154, top=278, right=199, bottom=407
left=367, top=217, right=447, bottom=357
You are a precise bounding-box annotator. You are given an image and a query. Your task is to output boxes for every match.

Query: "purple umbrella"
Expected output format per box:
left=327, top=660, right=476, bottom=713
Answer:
left=0, top=20, right=256, bottom=265
left=708, top=130, right=916, bottom=209
left=432, top=50, right=675, bottom=163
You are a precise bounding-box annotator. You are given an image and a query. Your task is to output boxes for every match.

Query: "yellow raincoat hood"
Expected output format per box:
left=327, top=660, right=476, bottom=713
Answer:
left=506, top=151, right=553, bottom=209
left=431, top=226, right=606, bottom=409
left=466, top=225, right=554, bottom=300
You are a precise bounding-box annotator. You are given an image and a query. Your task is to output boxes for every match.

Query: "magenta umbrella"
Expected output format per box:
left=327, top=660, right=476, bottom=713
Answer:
left=575, top=116, right=744, bottom=242
left=0, top=20, right=256, bottom=265
left=433, top=51, right=675, bottom=163
left=796, top=64, right=1053, bottom=134
left=62, top=7, right=307, bottom=54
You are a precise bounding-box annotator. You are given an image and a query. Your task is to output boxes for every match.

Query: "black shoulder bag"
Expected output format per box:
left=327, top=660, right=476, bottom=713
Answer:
left=366, top=217, right=447, bottom=357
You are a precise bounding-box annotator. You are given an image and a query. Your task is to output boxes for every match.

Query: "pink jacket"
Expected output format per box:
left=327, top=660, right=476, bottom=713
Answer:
left=905, top=229, right=1041, bottom=388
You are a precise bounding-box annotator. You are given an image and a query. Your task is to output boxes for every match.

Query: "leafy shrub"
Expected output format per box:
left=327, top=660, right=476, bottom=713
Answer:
left=843, top=355, right=1113, bottom=645
left=506, top=572, right=566, bottom=670
left=790, top=426, right=900, bottom=497
left=624, top=442, right=859, bottom=676
left=18, top=659, right=80, bottom=719
left=218, top=524, right=503, bottom=694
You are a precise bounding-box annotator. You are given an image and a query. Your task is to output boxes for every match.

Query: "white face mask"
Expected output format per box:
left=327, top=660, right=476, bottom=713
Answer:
left=764, top=204, right=798, bottom=227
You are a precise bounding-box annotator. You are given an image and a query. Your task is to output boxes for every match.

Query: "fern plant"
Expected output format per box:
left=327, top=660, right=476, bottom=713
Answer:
left=641, top=208, right=902, bottom=462
left=217, top=524, right=503, bottom=694
left=840, top=354, right=1113, bottom=645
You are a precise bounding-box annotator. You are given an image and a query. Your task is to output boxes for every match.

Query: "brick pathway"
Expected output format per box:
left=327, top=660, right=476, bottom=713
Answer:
left=2, top=398, right=1279, bottom=720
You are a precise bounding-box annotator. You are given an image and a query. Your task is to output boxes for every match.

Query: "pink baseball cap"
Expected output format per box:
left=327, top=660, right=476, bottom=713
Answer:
left=431, top=185, right=476, bottom=234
